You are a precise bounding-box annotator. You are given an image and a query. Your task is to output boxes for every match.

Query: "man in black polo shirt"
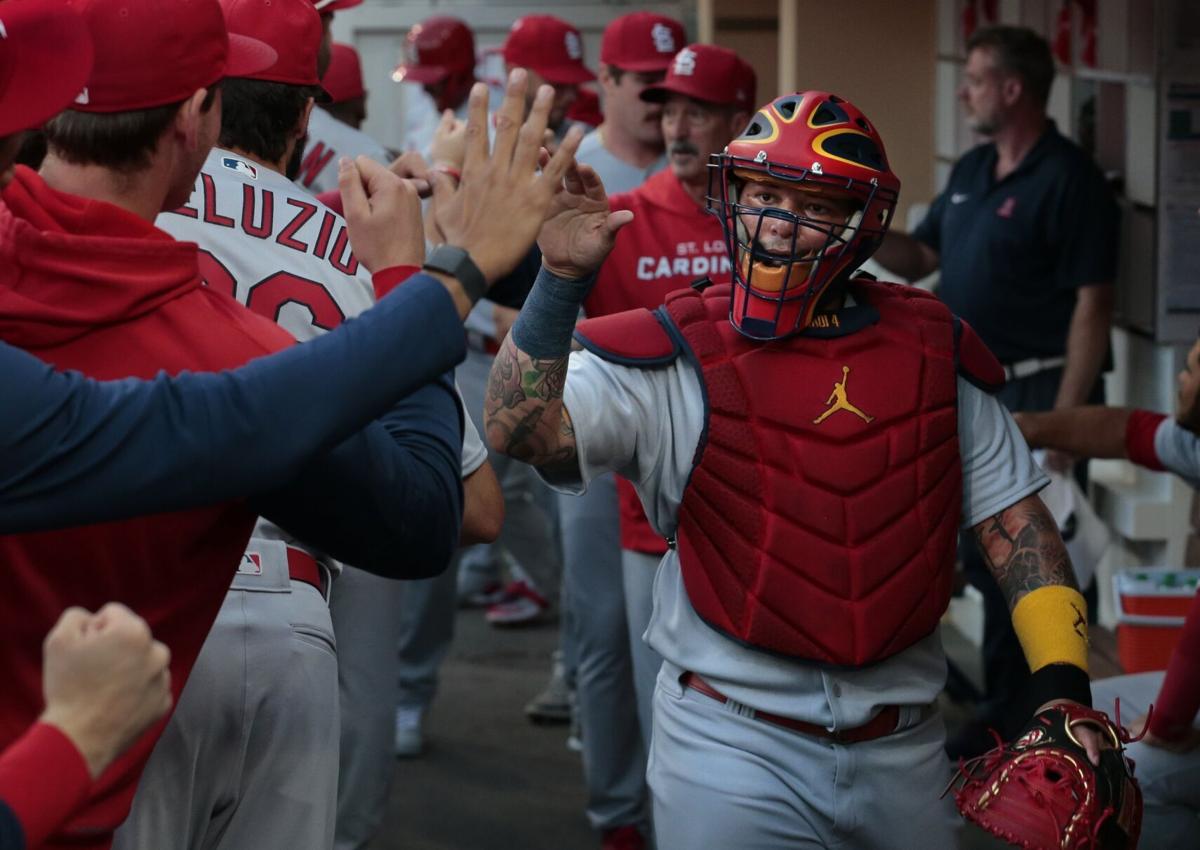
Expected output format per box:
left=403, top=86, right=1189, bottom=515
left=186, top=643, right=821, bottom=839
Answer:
left=874, top=24, right=1119, bottom=758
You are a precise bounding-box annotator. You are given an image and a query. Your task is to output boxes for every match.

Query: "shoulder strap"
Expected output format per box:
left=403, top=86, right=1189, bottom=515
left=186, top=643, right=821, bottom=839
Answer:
left=954, top=317, right=1005, bottom=393
left=574, top=308, right=681, bottom=367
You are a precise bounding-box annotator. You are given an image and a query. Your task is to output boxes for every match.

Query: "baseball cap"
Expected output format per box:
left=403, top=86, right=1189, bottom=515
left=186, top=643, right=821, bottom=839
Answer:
left=641, top=44, right=756, bottom=112
left=322, top=42, right=365, bottom=103
left=502, top=15, right=595, bottom=85
left=600, top=13, right=685, bottom=73
left=0, top=1, right=94, bottom=135
left=392, top=16, right=474, bottom=85
left=67, top=0, right=276, bottom=114
left=221, top=0, right=330, bottom=99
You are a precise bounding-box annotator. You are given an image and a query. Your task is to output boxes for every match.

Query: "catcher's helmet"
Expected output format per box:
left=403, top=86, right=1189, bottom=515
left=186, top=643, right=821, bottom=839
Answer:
left=706, top=91, right=900, bottom=340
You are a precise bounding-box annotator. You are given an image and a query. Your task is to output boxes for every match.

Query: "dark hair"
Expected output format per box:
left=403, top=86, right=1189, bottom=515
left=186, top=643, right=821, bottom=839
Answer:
left=219, top=78, right=321, bottom=165
left=966, top=25, right=1055, bottom=107
left=606, top=64, right=626, bottom=83
left=45, top=88, right=218, bottom=173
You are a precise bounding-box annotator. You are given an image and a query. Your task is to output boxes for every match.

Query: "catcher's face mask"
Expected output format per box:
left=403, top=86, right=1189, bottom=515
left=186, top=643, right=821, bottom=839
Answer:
left=706, top=91, right=899, bottom=341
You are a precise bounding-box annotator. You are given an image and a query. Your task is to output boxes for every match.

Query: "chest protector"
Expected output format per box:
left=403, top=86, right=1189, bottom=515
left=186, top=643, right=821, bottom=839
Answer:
left=665, top=281, right=966, bottom=667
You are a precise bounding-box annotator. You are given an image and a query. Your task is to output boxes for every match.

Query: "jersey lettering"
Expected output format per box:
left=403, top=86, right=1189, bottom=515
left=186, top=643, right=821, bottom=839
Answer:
left=328, top=226, right=359, bottom=276
left=312, top=210, right=336, bottom=260
left=240, top=184, right=274, bottom=239
left=298, top=142, right=336, bottom=189
left=247, top=271, right=346, bottom=331
left=201, top=173, right=235, bottom=228
left=277, top=199, right=316, bottom=252
left=636, top=253, right=730, bottom=280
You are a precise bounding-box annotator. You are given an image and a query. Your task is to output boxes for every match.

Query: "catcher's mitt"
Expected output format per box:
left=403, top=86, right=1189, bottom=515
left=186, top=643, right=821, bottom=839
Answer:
left=946, top=702, right=1143, bottom=850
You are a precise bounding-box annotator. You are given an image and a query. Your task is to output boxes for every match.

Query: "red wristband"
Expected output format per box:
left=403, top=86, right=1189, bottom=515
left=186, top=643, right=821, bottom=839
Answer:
left=1125, top=409, right=1168, bottom=471
left=434, top=165, right=461, bottom=183
left=371, top=265, right=421, bottom=300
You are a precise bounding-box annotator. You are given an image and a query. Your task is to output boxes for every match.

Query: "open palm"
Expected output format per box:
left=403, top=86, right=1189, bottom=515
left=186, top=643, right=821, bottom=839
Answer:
left=538, top=163, right=634, bottom=279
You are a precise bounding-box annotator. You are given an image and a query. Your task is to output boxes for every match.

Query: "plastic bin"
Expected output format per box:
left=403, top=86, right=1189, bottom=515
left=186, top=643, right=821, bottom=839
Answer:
left=1113, top=568, right=1200, bottom=673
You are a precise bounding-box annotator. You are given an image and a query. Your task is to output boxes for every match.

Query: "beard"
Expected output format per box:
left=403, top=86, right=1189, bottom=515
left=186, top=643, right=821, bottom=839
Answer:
left=285, top=133, right=309, bottom=182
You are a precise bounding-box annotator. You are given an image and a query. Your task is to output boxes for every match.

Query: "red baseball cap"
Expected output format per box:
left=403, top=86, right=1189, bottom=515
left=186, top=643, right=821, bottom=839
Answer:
left=67, top=0, right=275, bottom=113
left=600, top=13, right=685, bottom=73
left=393, top=16, right=474, bottom=85
left=641, top=44, right=756, bottom=112
left=565, top=87, right=603, bottom=127
left=221, top=0, right=329, bottom=99
left=502, top=15, right=594, bottom=85
left=0, top=1, right=94, bottom=135
left=322, top=42, right=364, bottom=103
left=311, top=0, right=360, bottom=12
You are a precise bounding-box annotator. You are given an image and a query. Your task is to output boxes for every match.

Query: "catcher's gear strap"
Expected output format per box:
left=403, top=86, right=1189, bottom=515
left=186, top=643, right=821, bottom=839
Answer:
left=1012, top=585, right=1090, bottom=673
left=573, top=308, right=682, bottom=367
left=953, top=316, right=1005, bottom=393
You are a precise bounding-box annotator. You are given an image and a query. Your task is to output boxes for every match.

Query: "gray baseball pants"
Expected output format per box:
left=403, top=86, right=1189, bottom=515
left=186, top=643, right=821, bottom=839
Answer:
left=647, top=667, right=961, bottom=850
left=560, top=474, right=657, bottom=831
left=112, top=556, right=338, bottom=850
left=1091, top=672, right=1200, bottom=849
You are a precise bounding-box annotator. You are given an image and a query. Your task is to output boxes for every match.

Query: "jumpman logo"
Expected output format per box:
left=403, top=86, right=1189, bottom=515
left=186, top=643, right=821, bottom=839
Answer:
left=1071, top=603, right=1088, bottom=642
left=813, top=366, right=874, bottom=425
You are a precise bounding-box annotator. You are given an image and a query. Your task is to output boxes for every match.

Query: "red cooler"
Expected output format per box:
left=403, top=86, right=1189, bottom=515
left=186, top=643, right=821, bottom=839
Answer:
left=1113, top=568, right=1200, bottom=673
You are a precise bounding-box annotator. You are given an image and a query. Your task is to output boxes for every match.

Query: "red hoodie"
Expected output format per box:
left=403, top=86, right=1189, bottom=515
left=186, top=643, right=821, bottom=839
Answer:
left=0, top=167, right=297, bottom=849
left=584, top=168, right=733, bottom=555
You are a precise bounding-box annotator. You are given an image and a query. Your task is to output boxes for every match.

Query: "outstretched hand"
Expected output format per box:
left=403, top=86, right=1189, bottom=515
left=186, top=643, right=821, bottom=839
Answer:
left=431, top=69, right=585, bottom=284
left=537, top=155, right=634, bottom=280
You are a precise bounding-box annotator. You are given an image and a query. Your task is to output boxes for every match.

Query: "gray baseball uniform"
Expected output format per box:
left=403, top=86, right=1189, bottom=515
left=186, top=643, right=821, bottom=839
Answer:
left=544, top=342, right=1047, bottom=849
left=115, top=149, right=383, bottom=850
left=332, top=394, right=487, bottom=850
left=558, top=130, right=667, bottom=833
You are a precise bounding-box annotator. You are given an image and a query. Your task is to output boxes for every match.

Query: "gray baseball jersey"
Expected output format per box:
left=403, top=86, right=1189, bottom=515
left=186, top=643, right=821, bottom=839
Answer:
left=298, top=107, right=391, bottom=196
left=1153, top=417, right=1200, bottom=488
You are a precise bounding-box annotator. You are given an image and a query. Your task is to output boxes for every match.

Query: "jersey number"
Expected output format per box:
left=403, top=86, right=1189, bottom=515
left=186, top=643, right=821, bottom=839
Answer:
left=197, top=250, right=347, bottom=331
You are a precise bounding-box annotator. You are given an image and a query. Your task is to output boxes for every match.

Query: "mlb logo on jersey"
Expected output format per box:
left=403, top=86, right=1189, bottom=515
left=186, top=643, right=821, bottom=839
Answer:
left=238, top=552, right=264, bottom=576
left=222, top=157, right=258, bottom=180
left=673, top=47, right=697, bottom=76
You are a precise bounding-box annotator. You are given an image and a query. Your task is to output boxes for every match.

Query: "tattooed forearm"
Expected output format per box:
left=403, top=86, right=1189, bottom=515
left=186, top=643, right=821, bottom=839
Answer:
left=973, top=495, right=1079, bottom=610
left=484, top=334, right=578, bottom=470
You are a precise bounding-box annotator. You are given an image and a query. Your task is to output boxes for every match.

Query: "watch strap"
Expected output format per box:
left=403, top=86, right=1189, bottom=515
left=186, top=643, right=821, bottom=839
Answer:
left=423, top=245, right=487, bottom=305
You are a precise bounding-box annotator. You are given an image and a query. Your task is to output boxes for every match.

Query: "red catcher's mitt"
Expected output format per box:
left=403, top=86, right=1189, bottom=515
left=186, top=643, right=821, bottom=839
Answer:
left=946, top=703, right=1143, bottom=849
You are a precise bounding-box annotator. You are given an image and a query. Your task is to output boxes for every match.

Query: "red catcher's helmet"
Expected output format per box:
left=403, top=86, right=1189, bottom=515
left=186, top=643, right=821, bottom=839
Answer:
left=706, top=91, right=900, bottom=340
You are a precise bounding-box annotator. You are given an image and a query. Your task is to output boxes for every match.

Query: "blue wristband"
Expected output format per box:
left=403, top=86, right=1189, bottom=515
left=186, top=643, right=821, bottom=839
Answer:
left=510, top=267, right=596, bottom=359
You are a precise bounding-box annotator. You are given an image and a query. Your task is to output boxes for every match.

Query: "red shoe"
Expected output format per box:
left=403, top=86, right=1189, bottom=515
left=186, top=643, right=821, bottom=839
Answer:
left=601, top=825, right=645, bottom=850
left=484, top=580, right=549, bottom=626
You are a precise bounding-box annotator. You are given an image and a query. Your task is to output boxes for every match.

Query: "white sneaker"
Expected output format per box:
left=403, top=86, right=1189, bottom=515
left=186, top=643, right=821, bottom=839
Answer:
left=394, top=705, right=425, bottom=758
left=525, top=650, right=574, bottom=724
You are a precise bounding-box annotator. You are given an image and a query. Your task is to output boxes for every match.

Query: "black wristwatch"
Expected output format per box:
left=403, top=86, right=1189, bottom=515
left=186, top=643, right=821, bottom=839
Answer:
left=423, top=245, right=487, bottom=305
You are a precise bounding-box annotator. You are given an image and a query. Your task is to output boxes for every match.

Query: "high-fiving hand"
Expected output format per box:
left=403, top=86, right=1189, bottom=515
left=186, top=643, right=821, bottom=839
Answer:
left=537, top=157, right=634, bottom=280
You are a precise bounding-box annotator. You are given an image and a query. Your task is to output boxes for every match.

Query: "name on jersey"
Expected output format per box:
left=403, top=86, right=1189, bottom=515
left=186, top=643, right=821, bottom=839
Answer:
left=636, top=239, right=730, bottom=281
left=171, top=171, right=359, bottom=277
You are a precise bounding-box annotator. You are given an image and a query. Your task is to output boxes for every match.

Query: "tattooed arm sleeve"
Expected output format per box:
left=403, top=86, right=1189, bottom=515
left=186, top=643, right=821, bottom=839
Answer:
left=483, top=333, right=580, bottom=477
left=972, top=494, right=1081, bottom=611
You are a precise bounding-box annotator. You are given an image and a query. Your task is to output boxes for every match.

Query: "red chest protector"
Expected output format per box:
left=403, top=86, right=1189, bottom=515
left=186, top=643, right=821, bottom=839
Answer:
left=575, top=279, right=1004, bottom=667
